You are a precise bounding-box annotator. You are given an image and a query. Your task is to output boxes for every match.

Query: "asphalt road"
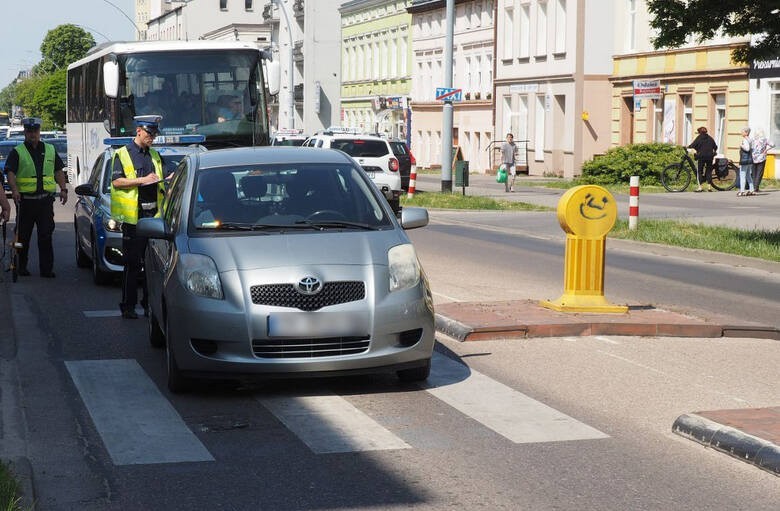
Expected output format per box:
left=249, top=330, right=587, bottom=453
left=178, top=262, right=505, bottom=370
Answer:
left=0, top=194, right=778, bottom=510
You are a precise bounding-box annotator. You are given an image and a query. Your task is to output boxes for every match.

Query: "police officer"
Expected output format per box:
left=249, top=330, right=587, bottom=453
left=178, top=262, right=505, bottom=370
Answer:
left=111, top=115, right=166, bottom=319
left=6, top=117, right=68, bottom=278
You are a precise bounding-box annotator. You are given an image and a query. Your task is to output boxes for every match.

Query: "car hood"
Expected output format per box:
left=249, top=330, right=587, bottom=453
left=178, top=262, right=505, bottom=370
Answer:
left=187, top=230, right=407, bottom=272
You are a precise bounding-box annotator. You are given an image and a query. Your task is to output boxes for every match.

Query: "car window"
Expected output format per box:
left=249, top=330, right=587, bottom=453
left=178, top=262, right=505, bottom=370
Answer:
left=190, top=163, right=392, bottom=231
left=332, top=139, right=389, bottom=158
left=164, top=159, right=188, bottom=232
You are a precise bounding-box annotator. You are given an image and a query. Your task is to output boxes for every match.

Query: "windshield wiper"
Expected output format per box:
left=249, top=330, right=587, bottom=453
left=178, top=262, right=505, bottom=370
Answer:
left=295, top=220, right=379, bottom=230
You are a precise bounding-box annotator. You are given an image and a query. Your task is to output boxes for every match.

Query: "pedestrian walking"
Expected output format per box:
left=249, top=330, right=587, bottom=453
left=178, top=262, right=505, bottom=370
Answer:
left=5, top=117, right=68, bottom=278
left=751, top=128, right=775, bottom=192
left=737, top=126, right=755, bottom=197
left=500, top=133, right=518, bottom=192
left=110, top=115, right=166, bottom=319
left=687, top=126, right=717, bottom=192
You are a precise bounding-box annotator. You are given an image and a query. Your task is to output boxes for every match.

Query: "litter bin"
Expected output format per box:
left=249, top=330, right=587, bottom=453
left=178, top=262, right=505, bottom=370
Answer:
left=455, top=160, right=469, bottom=187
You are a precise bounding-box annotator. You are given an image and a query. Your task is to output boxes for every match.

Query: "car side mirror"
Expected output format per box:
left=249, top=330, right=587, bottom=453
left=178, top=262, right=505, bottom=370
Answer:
left=400, top=207, right=428, bottom=230
left=74, top=184, right=97, bottom=197
left=136, top=217, right=172, bottom=240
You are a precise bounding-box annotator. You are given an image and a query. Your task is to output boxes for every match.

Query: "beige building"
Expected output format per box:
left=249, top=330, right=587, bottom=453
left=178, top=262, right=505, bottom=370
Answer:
left=495, top=0, right=614, bottom=178
left=409, top=0, right=495, bottom=173
left=610, top=1, right=750, bottom=160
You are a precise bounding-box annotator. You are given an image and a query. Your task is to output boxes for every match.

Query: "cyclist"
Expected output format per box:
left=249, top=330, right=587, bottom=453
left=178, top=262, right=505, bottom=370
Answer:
left=687, top=126, right=717, bottom=192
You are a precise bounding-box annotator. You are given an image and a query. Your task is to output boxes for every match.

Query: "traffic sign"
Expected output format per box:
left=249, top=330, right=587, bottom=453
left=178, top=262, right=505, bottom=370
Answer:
left=435, top=87, right=462, bottom=101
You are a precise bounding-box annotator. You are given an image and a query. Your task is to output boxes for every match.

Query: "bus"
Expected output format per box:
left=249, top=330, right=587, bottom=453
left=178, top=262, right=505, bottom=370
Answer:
left=0, top=112, right=9, bottom=127
left=66, top=40, right=280, bottom=185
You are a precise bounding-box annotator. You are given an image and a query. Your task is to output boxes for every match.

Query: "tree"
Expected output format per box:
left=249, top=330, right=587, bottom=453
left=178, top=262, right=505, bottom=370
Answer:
left=38, top=24, right=95, bottom=74
left=647, top=1, right=780, bottom=64
left=33, top=70, right=67, bottom=128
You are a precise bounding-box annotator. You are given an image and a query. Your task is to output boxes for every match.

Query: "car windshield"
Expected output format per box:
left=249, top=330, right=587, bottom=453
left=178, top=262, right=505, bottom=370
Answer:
left=331, top=139, right=389, bottom=158
left=191, top=163, right=393, bottom=231
left=272, top=138, right=305, bottom=147
left=48, top=138, right=67, bottom=154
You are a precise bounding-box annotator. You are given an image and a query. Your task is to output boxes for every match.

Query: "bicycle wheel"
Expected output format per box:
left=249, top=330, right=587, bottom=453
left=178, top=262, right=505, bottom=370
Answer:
left=711, top=161, right=738, bottom=191
left=661, top=163, right=690, bottom=192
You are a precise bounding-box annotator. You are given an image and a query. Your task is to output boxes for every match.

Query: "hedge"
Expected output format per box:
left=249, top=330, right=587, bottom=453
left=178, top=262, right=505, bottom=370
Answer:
left=577, top=143, right=684, bottom=186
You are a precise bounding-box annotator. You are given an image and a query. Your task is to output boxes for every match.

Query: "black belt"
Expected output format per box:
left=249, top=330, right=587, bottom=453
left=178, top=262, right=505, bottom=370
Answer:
left=21, top=193, right=54, bottom=200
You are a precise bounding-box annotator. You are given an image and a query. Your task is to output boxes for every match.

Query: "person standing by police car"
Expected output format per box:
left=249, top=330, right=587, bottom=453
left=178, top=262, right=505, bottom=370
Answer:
left=111, top=115, right=166, bottom=319
left=6, top=117, right=68, bottom=278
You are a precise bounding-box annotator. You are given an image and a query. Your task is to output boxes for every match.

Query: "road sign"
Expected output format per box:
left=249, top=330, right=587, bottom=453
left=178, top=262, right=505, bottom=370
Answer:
left=435, top=87, right=462, bottom=101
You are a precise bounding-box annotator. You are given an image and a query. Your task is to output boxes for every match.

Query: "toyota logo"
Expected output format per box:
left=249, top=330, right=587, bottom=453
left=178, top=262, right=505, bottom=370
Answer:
left=297, top=276, right=322, bottom=295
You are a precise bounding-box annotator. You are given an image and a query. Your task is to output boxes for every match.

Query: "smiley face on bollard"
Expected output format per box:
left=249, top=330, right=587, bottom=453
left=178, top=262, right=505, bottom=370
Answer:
left=557, top=185, right=617, bottom=238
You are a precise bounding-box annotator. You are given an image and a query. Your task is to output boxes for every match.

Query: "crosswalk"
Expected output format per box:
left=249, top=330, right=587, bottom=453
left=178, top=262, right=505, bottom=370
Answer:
left=66, top=352, right=608, bottom=466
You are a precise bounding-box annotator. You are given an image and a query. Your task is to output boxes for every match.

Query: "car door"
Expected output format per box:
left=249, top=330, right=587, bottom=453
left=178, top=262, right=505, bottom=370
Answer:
left=75, top=151, right=107, bottom=255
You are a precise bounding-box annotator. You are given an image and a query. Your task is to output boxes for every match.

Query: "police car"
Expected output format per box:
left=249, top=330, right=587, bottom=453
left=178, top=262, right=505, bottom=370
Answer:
left=270, top=128, right=307, bottom=147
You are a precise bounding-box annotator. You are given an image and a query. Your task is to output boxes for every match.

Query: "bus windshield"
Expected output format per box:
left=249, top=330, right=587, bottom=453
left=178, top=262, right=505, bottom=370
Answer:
left=117, top=50, right=268, bottom=146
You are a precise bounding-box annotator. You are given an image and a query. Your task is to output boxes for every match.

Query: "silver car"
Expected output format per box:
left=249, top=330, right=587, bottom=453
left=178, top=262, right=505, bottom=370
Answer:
left=139, top=146, right=434, bottom=392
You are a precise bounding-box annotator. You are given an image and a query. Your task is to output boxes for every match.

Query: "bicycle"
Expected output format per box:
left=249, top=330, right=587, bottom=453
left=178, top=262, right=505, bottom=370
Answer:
left=661, top=149, right=738, bottom=192
left=2, top=202, right=22, bottom=282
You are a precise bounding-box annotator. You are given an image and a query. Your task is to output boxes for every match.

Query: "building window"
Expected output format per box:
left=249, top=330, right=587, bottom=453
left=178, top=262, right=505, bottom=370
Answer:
left=554, top=0, right=566, bottom=53
left=503, top=96, right=512, bottom=137
left=518, top=94, right=529, bottom=142
left=400, top=33, right=408, bottom=76
left=519, top=4, right=530, bottom=58
left=536, top=2, right=548, bottom=56
left=770, top=82, right=780, bottom=147
left=653, top=99, right=664, bottom=142
left=220, top=0, right=227, bottom=11
left=245, top=0, right=252, bottom=10
left=682, top=95, right=693, bottom=146
left=535, top=95, right=545, bottom=161
left=713, top=93, right=726, bottom=151
left=503, top=7, right=514, bottom=58
left=625, top=0, right=636, bottom=51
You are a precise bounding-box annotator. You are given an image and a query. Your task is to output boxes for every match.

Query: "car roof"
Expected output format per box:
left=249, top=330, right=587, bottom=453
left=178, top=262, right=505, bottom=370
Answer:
left=0, top=140, right=22, bottom=146
left=196, top=146, right=355, bottom=168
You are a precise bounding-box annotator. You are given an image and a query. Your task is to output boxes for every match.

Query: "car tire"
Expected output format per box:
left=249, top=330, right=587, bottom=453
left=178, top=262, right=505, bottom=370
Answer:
left=165, top=322, right=193, bottom=393
left=397, top=358, right=431, bottom=383
left=75, top=222, right=90, bottom=268
left=91, top=238, right=112, bottom=286
left=148, top=310, right=165, bottom=348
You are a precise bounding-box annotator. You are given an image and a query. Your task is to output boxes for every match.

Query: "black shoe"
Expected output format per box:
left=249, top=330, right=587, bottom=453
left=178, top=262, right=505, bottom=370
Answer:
left=18, top=269, right=30, bottom=277
left=41, top=272, right=56, bottom=278
left=122, top=309, right=139, bottom=320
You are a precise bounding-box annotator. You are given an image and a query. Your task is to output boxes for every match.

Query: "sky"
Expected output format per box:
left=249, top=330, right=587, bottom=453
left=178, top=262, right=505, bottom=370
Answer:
left=1, top=0, right=136, bottom=89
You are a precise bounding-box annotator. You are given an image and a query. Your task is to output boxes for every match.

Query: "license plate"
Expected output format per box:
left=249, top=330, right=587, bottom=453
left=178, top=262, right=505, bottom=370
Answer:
left=268, top=311, right=368, bottom=337
left=366, top=172, right=376, bottom=179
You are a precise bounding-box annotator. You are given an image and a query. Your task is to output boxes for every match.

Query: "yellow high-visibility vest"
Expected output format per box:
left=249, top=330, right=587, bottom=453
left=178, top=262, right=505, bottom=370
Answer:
left=109, top=146, right=164, bottom=225
left=15, top=143, right=56, bottom=193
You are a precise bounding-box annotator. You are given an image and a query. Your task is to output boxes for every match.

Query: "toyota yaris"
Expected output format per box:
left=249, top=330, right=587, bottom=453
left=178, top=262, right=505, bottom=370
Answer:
left=139, top=146, right=434, bottom=392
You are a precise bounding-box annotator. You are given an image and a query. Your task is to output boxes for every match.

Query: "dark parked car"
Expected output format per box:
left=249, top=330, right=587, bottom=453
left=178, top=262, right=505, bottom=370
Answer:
left=74, top=139, right=207, bottom=284
left=0, top=140, right=23, bottom=197
left=389, top=139, right=415, bottom=190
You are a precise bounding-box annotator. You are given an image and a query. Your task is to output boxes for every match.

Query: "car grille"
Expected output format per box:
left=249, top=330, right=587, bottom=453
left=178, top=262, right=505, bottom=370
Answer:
left=252, top=336, right=370, bottom=358
left=250, top=281, right=365, bottom=311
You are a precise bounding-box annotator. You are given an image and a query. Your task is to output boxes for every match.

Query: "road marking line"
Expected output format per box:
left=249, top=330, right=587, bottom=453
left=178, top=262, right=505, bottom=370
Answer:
left=594, top=336, right=621, bottom=345
left=597, top=351, right=667, bottom=376
left=432, top=290, right=464, bottom=302
left=423, top=352, right=609, bottom=444
left=65, top=359, right=214, bottom=465
left=259, top=394, right=411, bottom=454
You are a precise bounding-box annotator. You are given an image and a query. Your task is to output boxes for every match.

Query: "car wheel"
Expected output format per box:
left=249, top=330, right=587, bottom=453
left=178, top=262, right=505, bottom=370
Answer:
left=148, top=310, right=165, bottom=348
left=75, top=223, right=90, bottom=268
left=397, top=359, right=431, bottom=383
left=91, top=238, right=112, bottom=285
left=165, top=321, right=192, bottom=393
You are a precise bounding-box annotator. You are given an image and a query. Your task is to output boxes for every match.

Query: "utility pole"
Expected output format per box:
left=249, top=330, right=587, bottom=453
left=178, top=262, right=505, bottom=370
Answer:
left=440, top=0, right=454, bottom=192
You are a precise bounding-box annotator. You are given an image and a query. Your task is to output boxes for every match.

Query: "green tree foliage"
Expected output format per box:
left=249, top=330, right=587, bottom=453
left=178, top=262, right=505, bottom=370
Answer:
left=647, top=1, right=780, bottom=64
left=38, top=24, right=95, bottom=74
left=578, top=144, right=683, bottom=186
left=33, top=70, right=67, bottom=128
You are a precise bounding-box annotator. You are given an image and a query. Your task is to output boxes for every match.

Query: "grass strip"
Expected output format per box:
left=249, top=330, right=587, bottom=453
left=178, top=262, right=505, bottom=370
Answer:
left=610, top=219, right=780, bottom=262
left=400, top=191, right=551, bottom=211
left=0, top=461, right=23, bottom=511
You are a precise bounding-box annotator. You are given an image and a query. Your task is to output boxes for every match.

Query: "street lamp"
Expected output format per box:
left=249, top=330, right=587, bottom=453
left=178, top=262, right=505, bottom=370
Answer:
left=272, top=0, right=295, bottom=129
left=98, top=0, right=142, bottom=36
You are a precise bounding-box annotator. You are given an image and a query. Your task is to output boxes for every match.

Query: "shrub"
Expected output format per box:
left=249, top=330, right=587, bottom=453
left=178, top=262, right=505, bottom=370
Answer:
left=578, top=143, right=683, bottom=186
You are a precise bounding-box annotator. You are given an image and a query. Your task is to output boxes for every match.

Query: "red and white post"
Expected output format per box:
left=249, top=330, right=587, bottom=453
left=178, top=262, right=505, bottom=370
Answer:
left=407, top=164, right=417, bottom=199
left=629, top=175, right=639, bottom=230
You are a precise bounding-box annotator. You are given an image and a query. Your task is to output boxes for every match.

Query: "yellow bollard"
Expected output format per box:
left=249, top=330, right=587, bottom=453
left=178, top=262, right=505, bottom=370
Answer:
left=540, top=185, right=628, bottom=313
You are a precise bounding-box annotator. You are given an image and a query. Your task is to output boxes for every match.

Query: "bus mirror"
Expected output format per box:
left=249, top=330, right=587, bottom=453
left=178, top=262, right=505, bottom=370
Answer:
left=266, top=61, right=280, bottom=96
left=103, top=61, right=119, bottom=98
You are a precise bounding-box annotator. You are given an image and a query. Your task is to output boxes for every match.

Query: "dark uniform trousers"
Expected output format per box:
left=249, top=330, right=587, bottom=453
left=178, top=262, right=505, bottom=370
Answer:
left=18, top=195, right=56, bottom=274
left=120, top=207, right=156, bottom=312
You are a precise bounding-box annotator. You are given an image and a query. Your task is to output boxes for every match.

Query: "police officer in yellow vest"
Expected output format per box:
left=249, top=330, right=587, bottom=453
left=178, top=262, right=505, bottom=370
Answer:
left=111, top=115, right=166, bottom=319
left=6, top=117, right=68, bottom=278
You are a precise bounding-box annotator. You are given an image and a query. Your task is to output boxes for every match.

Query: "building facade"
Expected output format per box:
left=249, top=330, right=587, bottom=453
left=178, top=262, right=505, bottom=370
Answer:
left=408, top=0, right=494, bottom=173
left=340, top=0, right=414, bottom=140
left=495, top=0, right=614, bottom=178
left=748, top=54, right=780, bottom=179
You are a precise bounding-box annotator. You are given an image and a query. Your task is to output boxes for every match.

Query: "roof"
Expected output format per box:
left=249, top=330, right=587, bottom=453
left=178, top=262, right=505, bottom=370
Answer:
left=195, top=146, right=354, bottom=168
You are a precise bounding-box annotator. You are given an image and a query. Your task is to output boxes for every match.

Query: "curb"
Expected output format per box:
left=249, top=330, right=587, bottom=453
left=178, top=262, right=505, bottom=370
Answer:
left=672, top=413, right=780, bottom=476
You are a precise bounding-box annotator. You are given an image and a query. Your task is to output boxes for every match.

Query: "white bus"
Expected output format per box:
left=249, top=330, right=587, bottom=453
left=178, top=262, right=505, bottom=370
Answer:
left=66, top=40, right=279, bottom=185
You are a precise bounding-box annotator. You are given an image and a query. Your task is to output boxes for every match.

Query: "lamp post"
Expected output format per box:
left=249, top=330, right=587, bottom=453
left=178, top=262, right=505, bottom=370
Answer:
left=98, top=0, right=142, bottom=37
left=272, top=0, right=295, bottom=129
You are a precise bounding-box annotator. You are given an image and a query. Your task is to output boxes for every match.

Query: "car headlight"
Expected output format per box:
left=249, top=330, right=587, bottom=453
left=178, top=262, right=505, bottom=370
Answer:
left=102, top=216, right=121, bottom=232
left=388, top=244, right=420, bottom=292
left=176, top=253, right=224, bottom=299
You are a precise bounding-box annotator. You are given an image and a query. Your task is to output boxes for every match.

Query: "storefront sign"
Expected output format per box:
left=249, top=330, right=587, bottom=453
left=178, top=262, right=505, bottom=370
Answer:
left=749, top=57, right=780, bottom=78
left=509, top=83, right=539, bottom=94
left=633, top=79, right=661, bottom=100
